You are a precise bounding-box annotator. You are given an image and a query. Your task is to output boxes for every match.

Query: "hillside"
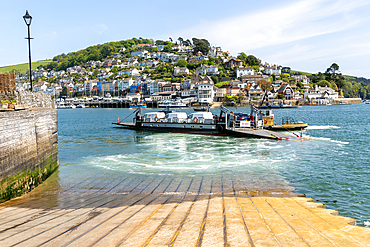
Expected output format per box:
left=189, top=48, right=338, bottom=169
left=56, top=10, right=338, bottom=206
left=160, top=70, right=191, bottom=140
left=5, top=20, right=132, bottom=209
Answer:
left=0, top=60, right=51, bottom=74
left=2, top=37, right=370, bottom=99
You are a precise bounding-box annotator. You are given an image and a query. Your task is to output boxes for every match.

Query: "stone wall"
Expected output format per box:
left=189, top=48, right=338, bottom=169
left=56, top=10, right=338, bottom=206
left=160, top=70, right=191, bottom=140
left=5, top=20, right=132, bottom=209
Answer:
left=17, top=91, right=54, bottom=108
left=0, top=72, right=16, bottom=93
left=0, top=91, right=54, bottom=109
left=0, top=108, right=58, bottom=202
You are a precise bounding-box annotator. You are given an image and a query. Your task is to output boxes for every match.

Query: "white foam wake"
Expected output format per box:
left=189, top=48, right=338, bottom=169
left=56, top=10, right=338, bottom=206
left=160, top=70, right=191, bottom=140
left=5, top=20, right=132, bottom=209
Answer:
left=307, top=125, right=340, bottom=130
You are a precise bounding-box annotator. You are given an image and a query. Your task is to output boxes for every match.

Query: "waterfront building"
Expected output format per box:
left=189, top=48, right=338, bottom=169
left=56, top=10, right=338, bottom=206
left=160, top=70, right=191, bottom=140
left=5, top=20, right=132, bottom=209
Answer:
left=249, top=84, right=264, bottom=100
left=304, top=85, right=339, bottom=100
left=197, top=83, right=214, bottom=104
left=277, top=84, right=294, bottom=100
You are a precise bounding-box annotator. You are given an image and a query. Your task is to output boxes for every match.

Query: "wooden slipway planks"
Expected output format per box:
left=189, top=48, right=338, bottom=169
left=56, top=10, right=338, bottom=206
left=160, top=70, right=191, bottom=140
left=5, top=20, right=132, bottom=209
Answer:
left=0, top=176, right=369, bottom=247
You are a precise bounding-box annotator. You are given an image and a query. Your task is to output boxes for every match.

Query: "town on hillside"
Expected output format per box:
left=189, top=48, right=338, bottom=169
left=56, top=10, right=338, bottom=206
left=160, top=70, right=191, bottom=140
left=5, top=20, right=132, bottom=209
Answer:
left=10, top=38, right=360, bottom=106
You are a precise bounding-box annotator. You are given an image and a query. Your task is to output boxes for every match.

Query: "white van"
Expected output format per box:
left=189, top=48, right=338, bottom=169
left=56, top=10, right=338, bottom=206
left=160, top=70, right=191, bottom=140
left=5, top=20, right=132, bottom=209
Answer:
left=165, top=112, right=188, bottom=123
left=188, top=112, right=214, bottom=123
left=143, top=112, right=166, bottom=122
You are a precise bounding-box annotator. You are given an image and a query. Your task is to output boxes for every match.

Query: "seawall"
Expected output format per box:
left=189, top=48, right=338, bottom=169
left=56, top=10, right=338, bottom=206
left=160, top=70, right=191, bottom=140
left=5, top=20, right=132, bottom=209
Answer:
left=0, top=108, right=58, bottom=202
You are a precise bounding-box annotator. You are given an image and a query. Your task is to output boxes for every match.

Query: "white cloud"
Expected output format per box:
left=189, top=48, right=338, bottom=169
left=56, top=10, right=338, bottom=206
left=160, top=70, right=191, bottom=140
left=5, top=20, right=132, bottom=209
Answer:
left=93, top=23, right=108, bottom=35
left=175, top=0, right=369, bottom=55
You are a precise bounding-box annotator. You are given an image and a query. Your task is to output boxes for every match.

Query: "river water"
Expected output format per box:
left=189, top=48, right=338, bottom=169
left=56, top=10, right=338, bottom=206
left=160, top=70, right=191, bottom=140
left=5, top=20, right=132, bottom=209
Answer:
left=57, top=103, right=370, bottom=226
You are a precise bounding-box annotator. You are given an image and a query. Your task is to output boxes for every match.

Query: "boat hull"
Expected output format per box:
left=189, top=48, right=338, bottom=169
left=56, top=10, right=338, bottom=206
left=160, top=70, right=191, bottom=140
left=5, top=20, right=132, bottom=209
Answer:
left=112, top=122, right=300, bottom=140
left=113, top=122, right=226, bottom=135
left=265, top=123, right=308, bottom=131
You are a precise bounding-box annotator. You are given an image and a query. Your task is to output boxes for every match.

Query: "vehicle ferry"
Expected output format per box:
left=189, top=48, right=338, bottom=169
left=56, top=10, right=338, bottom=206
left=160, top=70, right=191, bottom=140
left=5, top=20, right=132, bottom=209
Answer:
left=113, top=105, right=305, bottom=140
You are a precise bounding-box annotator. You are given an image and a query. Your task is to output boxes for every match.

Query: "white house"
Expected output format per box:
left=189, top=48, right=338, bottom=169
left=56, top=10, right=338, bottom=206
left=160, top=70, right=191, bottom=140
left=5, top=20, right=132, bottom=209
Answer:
left=195, top=64, right=208, bottom=75
left=130, top=50, right=148, bottom=57
left=34, top=71, right=48, bottom=79
left=97, top=72, right=113, bottom=80
left=208, top=46, right=223, bottom=58
left=84, top=80, right=98, bottom=94
left=304, top=85, right=338, bottom=100
left=117, top=68, right=140, bottom=77
left=122, top=78, right=135, bottom=90
left=156, top=45, right=165, bottom=51
left=292, top=75, right=310, bottom=88
left=236, top=67, right=255, bottom=78
left=249, top=84, right=264, bottom=100
left=197, top=83, right=214, bottom=104
left=174, top=66, right=189, bottom=75
left=172, top=43, right=193, bottom=53
left=264, top=64, right=282, bottom=75
left=206, top=65, right=219, bottom=75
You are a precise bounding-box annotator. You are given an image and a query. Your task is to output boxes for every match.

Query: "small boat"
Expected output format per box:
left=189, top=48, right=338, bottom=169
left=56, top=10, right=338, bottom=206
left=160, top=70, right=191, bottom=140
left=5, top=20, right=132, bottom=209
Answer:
left=193, top=107, right=207, bottom=111
left=130, top=102, right=147, bottom=108
left=76, top=103, right=86, bottom=108
left=158, top=100, right=186, bottom=108
left=193, top=105, right=210, bottom=111
left=268, top=102, right=281, bottom=108
left=280, top=103, right=293, bottom=108
left=337, top=101, right=351, bottom=105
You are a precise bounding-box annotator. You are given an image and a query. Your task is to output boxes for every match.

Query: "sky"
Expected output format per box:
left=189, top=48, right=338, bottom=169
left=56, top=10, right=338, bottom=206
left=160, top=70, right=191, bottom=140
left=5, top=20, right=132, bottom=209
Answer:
left=1, top=0, right=370, bottom=78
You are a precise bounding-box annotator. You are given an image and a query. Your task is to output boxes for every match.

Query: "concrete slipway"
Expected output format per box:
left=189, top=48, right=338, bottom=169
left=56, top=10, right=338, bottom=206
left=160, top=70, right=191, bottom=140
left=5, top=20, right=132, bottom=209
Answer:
left=0, top=173, right=369, bottom=247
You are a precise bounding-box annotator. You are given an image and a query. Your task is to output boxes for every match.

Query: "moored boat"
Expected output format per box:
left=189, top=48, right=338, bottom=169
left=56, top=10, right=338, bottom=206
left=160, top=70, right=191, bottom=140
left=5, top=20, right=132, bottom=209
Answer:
left=130, top=102, right=147, bottom=108
left=76, top=103, right=86, bottom=108
left=158, top=99, right=187, bottom=108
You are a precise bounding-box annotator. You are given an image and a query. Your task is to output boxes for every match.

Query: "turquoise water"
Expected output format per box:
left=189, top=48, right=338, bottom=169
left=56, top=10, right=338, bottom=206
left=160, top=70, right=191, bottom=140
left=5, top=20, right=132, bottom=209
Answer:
left=57, top=104, right=370, bottom=226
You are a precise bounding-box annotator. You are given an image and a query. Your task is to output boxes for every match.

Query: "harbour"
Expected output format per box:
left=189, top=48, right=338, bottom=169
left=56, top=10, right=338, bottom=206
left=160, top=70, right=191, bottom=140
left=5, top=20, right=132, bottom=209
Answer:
left=0, top=103, right=370, bottom=245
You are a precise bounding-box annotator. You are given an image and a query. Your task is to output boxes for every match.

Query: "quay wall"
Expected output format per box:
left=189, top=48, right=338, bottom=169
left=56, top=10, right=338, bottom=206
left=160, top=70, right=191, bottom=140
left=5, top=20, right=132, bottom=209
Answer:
left=0, top=108, right=58, bottom=202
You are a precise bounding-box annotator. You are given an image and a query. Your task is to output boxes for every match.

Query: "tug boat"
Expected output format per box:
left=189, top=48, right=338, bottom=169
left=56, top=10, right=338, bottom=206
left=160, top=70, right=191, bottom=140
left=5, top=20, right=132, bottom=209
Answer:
left=260, top=108, right=308, bottom=131
left=113, top=106, right=305, bottom=140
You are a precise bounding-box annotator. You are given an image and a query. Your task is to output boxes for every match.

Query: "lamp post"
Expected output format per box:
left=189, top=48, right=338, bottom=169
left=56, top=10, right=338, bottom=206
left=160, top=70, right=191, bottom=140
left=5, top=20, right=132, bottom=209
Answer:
left=23, top=10, right=33, bottom=91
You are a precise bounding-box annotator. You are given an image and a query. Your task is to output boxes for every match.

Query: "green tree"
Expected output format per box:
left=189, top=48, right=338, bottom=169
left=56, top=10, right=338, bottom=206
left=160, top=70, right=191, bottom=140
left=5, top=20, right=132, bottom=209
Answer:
left=183, top=39, right=192, bottom=47
left=297, top=81, right=304, bottom=88
left=326, top=63, right=340, bottom=76
left=210, top=75, right=219, bottom=84
left=192, top=38, right=210, bottom=55
left=175, top=59, right=187, bottom=67
left=245, top=55, right=259, bottom=66
left=156, top=40, right=165, bottom=45
left=163, top=44, right=173, bottom=52
left=251, top=65, right=260, bottom=72
left=237, top=52, right=247, bottom=61
left=61, top=87, right=68, bottom=96
left=318, top=80, right=331, bottom=87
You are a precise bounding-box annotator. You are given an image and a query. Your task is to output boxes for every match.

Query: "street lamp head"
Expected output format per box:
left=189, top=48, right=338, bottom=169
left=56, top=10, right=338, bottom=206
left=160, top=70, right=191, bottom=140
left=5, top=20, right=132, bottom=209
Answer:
left=23, top=10, right=32, bottom=26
